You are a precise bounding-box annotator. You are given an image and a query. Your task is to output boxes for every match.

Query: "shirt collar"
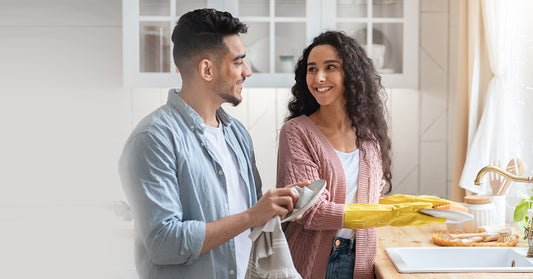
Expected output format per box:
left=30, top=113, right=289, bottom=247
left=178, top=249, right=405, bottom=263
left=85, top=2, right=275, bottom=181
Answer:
left=167, top=88, right=233, bottom=132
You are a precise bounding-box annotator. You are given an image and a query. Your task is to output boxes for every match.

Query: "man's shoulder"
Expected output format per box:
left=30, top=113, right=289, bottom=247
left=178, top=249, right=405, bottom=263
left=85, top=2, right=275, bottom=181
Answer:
left=130, top=104, right=185, bottom=140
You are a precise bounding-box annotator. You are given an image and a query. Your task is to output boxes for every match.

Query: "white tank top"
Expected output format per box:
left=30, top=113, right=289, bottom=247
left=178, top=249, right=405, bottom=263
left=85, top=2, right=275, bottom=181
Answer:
left=334, top=148, right=360, bottom=239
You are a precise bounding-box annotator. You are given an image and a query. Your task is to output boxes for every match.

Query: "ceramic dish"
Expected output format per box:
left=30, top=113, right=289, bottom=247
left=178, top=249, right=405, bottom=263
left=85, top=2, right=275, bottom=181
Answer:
left=419, top=208, right=474, bottom=223
left=281, top=179, right=327, bottom=223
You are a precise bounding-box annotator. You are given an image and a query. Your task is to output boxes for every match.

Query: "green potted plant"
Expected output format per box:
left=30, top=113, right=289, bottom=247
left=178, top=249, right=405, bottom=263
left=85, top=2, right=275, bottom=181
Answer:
left=514, top=189, right=533, bottom=230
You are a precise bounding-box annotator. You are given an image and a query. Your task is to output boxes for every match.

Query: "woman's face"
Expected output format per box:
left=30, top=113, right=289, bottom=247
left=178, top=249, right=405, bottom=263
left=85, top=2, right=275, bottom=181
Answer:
left=305, top=44, right=345, bottom=108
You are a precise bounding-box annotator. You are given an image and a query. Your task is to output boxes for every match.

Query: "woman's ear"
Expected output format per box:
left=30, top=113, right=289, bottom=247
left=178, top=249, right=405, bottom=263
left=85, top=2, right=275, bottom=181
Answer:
left=198, top=59, right=214, bottom=82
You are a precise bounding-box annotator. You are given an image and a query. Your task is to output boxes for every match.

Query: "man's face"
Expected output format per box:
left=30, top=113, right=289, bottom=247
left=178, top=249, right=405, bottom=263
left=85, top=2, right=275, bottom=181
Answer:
left=213, top=35, right=252, bottom=106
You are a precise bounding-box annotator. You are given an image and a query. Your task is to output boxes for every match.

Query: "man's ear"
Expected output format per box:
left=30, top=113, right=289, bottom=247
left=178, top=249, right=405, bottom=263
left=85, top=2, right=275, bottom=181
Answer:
left=198, top=59, right=214, bottom=82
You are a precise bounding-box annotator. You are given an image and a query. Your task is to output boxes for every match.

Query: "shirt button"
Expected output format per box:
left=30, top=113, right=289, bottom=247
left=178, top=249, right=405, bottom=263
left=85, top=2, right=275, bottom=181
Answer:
left=218, top=170, right=223, bottom=175
left=200, top=142, right=204, bottom=146
left=189, top=125, right=194, bottom=130
left=229, top=270, right=235, bottom=275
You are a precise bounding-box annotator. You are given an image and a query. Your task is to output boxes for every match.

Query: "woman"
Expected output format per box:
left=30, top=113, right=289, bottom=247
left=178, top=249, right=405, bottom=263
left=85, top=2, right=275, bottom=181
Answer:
left=276, top=31, right=392, bottom=279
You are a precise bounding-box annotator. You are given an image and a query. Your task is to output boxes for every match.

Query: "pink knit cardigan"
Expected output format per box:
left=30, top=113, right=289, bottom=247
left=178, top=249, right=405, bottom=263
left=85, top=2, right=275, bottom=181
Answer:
left=276, top=115, right=384, bottom=279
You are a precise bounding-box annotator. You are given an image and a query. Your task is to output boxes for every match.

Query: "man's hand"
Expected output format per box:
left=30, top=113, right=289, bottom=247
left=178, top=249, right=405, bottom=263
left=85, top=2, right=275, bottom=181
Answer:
left=246, top=181, right=310, bottom=227
left=201, top=181, right=310, bottom=254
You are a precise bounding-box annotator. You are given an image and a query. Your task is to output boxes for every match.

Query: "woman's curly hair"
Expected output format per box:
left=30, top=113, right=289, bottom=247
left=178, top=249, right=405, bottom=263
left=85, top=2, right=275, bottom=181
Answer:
left=286, top=30, right=392, bottom=193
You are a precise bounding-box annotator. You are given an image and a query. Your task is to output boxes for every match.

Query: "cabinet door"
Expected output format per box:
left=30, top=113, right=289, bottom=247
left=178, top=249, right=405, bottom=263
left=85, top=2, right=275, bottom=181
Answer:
left=236, top=0, right=321, bottom=87
left=123, top=0, right=223, bottom=88
left=324, top=0, right=419, bottom=88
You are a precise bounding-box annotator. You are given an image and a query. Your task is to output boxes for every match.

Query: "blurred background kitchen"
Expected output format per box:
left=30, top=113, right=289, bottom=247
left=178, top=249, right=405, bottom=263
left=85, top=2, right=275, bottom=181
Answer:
left=1, top=0, right=532, bottom=278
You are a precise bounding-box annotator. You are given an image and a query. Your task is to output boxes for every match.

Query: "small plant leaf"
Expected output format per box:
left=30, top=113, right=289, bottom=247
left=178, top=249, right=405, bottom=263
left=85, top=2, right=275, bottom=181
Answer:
left=514, top=199, right=529, bottom=223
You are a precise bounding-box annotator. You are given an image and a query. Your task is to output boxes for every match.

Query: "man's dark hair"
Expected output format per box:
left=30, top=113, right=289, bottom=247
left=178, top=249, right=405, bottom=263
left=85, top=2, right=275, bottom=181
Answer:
left=171, top=9, right=248, bottom=76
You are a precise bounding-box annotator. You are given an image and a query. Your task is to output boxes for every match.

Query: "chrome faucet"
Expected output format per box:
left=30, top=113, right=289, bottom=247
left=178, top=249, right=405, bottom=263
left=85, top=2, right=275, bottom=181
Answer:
left=475, top=165, right=533, bottom=257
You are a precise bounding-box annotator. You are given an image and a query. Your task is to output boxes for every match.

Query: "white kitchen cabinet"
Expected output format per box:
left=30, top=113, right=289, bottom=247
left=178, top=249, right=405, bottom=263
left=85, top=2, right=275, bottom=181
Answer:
left=329, top=0, right=419, bottom=88
left=123, top=0, right=419, bottom=88
left=122, top=0, right=227, bottom=88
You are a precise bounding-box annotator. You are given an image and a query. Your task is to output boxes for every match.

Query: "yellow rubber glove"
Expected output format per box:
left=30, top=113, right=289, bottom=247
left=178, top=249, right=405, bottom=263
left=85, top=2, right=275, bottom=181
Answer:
left=343, top=202, right=446, bottom=229
left=378, top=194, right=460, bottom=208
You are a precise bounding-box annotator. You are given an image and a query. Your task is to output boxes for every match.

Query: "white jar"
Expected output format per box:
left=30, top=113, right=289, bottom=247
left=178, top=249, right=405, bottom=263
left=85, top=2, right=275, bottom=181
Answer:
left=463, top=195, right=496, bottom=233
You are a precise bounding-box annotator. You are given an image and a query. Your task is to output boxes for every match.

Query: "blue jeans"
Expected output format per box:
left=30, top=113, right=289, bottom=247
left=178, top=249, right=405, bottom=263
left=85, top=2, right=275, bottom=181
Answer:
left=325, top=237, right=355, bottom=279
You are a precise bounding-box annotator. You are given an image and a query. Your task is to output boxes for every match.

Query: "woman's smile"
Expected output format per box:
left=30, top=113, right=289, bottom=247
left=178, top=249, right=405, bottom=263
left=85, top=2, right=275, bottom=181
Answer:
left=316, top=86, right=333, bottom=92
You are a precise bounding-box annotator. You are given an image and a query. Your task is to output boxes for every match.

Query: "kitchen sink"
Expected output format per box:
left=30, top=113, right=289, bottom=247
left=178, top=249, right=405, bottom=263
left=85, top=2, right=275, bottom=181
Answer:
left=386, top=247, right=533, bottom=273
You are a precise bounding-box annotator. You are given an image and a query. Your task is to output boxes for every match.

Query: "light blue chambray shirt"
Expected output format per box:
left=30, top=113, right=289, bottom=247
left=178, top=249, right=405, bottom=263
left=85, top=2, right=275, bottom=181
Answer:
left=119, top=89, right=262, bottom=279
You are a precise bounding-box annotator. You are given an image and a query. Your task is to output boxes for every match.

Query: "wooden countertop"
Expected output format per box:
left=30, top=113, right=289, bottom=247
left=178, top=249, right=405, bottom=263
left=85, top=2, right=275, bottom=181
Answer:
left=376, top=224, right=533, bottom=278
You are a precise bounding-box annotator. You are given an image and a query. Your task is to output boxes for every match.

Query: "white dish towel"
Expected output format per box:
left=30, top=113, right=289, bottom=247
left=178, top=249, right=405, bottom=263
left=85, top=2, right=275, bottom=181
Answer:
left=245, top=185, right=317, bottom=279
left=245, top=215, right=302, bottom=279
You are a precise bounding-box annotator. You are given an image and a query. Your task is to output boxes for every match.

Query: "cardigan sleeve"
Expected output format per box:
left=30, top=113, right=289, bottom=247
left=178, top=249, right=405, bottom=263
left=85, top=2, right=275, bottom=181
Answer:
left=276, top=120, right=344, bottom=231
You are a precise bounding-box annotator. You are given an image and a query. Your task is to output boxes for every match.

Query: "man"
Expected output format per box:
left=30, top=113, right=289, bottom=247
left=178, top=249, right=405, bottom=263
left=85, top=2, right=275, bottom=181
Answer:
left=119, top=9, right=301, bottom=279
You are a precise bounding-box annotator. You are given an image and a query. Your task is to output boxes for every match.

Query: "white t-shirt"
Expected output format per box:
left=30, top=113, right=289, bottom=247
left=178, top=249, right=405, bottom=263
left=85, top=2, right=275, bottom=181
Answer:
left=334, top=148, right=360, bottom=239
left=203, top=123, right=251, bottom=279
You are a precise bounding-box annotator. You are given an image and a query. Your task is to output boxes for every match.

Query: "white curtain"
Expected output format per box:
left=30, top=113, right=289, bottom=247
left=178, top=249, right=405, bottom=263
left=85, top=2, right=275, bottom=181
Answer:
left=459, top=0, right=533, bottom=217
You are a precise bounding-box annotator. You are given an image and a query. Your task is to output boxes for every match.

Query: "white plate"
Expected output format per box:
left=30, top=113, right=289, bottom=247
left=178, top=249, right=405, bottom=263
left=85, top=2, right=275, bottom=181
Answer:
left=281, top=179, right=327, bottom=223
left=419, top=208, right=474, bottom=223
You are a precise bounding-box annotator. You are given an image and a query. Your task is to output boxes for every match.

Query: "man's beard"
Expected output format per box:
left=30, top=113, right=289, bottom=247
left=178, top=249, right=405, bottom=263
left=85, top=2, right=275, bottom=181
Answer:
left=219, top=92, right=241, bottom=106
left=214, top=76, right=243, bottom=107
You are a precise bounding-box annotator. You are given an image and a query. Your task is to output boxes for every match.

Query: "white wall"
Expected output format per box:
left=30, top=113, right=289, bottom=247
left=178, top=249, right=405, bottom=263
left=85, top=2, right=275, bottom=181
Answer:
left=0, top=0, right=456, bottom=277
left=0, top=0, right=136, bottom=277
left=418, top=0, right=457, bottom=198
left=0, top=0, right=129, bottom=202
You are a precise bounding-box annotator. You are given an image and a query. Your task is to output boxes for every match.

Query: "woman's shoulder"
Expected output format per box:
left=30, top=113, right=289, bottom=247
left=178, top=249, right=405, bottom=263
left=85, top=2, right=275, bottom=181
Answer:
left=279, top=116, right=328, bottom=151
left=281, top=115, right=314, bottom=133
